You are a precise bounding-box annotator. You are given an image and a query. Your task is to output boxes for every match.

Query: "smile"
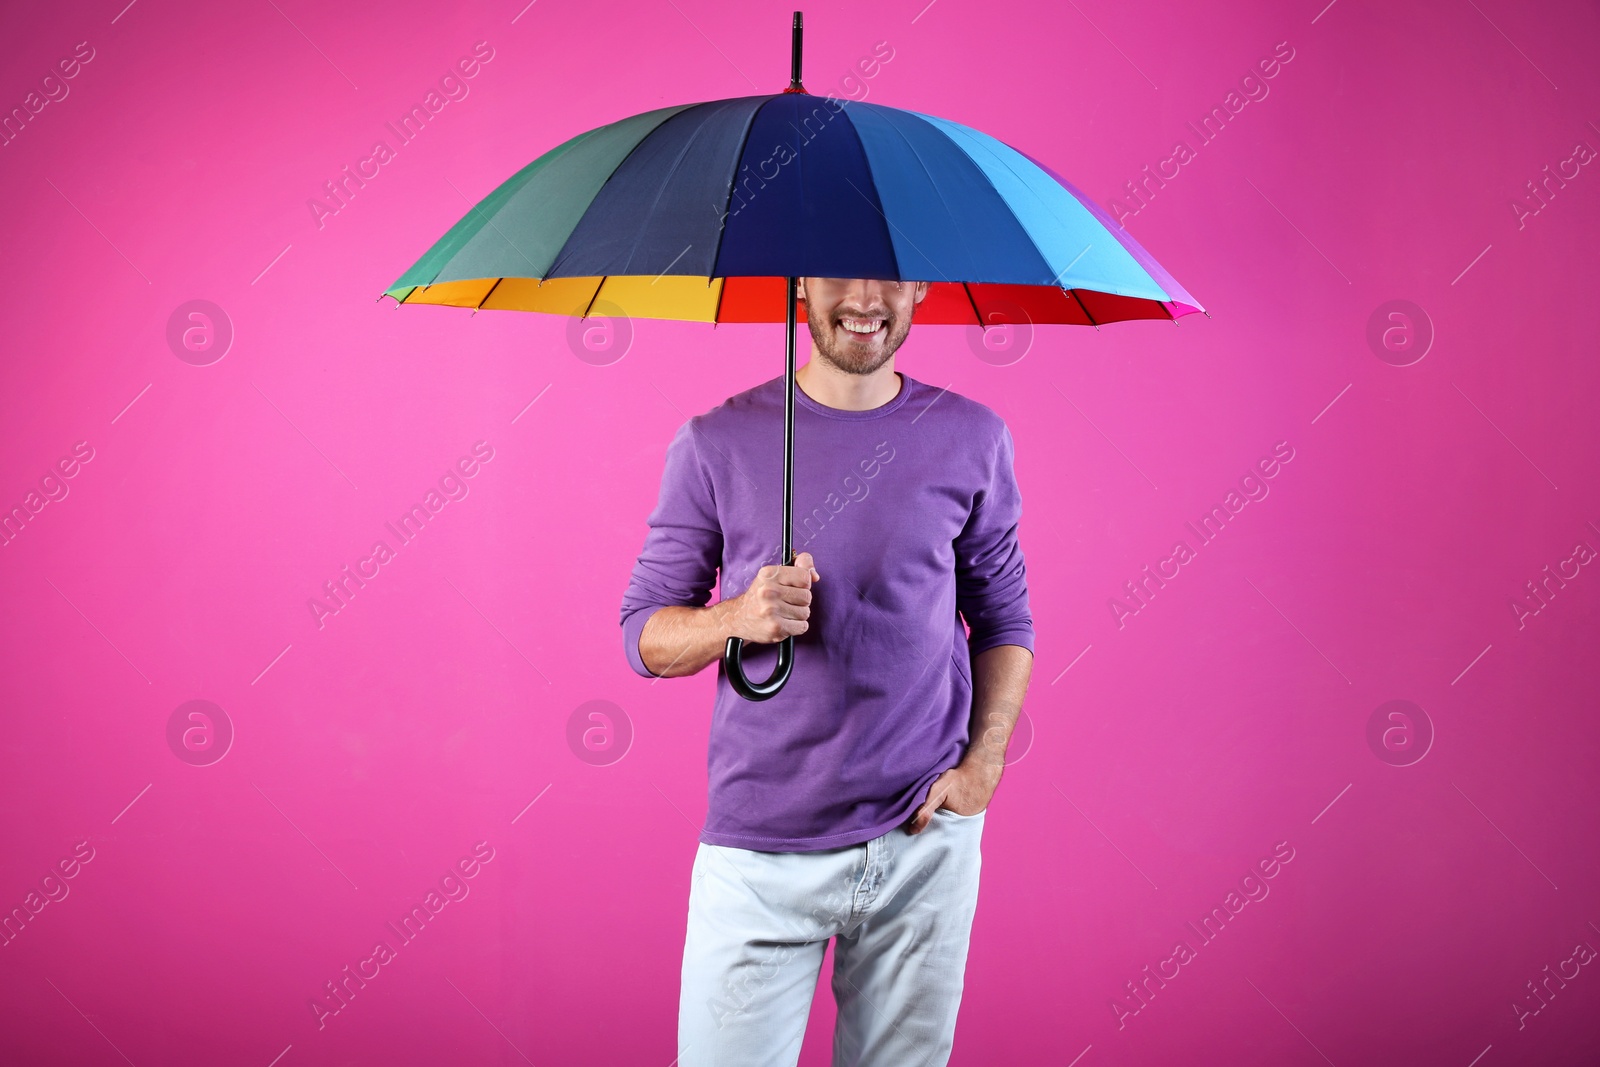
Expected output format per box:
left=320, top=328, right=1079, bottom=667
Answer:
left=838, top=317, right=885, bottom=337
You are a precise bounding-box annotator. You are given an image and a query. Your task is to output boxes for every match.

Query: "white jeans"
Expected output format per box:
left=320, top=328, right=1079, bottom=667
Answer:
left=678, top=808, right=986, bottom=1067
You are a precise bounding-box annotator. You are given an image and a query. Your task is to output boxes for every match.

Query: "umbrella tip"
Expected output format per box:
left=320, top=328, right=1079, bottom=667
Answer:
left=788, top=10, right=805, bottom=92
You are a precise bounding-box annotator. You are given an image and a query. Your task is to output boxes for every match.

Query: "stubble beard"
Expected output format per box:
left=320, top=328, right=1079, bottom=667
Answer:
left=803, top=301, right=913, bottom=377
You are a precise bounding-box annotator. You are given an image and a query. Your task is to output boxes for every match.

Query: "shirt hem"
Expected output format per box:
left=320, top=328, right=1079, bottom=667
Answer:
left=968, top=630, right=1036, bottom=657
left=621, top=604, right=666, bottom=678
left=700, top=809, right=918, bottom=853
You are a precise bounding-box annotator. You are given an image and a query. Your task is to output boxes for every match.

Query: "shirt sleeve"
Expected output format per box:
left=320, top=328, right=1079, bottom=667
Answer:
left=619, top=417, right=724, bottom=678
left=954, top=421, right=1035, bottom=656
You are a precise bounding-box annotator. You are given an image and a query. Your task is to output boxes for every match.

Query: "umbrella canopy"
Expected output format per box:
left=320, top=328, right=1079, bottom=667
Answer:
left=381, top=13, right=1203, bottom=701
left=380, top=98, right=1202, bottom=327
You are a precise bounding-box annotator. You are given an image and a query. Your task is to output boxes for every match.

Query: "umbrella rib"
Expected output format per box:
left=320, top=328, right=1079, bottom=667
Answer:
left=580, top=277, right=605, bottom=319
left=473, top=278, right=504, bottom=312
left=542, top=107, right=698, bottom=281
left=1068, top=287, right=1099, bottom=329
left=824, top=104, right=913, bottom=282
left=892, top=108, right=1078, bottom=306
left=622, top=106, right=711, bottom=275
left=961, top=282, right=983, bottom=327
left=707, top=95, right=778, bottom=281
left=928, top=117, right=1174, bottom=316
left=853, top=106, right=968, bottom=285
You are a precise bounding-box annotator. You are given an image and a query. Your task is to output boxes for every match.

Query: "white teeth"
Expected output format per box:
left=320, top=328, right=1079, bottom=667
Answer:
left=840, top=319, right=883, bottom=334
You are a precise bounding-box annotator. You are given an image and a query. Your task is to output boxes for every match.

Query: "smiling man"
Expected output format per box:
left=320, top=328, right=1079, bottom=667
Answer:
left=619, top=276, right=1035, bottom=1067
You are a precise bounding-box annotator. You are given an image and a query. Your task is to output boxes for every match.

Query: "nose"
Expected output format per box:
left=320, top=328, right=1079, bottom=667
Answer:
left=856, top=279, right=902, bottom=302
left=841, top=281, right=899, bottom=314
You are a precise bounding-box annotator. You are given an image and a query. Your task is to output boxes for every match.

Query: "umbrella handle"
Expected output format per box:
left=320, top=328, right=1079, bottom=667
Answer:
left=723, top=274, right=800, bottom=702
left=723, top=634, right=794, bottom=701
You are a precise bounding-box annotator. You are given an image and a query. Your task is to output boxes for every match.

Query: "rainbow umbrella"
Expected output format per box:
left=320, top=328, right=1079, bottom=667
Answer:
left=380, top=12, right=1204, bottom=700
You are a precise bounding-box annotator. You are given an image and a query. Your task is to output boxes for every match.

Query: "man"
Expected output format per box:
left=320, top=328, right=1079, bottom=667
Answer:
left=619, top=276, right=1034, bottom=1067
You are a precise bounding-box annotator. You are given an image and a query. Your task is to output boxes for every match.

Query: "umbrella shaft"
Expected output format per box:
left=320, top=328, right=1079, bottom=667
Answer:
left=782, top=274, right=795, bottom=567
left=717, top=276, right=800, bottom=702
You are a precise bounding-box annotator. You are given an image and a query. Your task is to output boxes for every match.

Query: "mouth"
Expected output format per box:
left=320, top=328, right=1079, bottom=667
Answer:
left=836, top=315, right=887, bottom=342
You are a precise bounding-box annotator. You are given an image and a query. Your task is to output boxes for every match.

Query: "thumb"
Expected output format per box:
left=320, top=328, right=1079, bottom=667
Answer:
left=795, top=551, right=820, bottom=581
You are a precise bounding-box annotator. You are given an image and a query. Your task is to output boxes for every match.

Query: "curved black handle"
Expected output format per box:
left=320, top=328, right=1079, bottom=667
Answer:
left=726, top=274, right=800, bottom=702
left=723, top=633, right=794, bottom=701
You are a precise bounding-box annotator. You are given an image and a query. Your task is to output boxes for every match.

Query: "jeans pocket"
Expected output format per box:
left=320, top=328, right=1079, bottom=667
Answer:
left=934, top=806, right=985, bottom=820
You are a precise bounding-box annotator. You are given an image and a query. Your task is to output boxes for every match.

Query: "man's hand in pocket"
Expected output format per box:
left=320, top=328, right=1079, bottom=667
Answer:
left=905, top=760, right=999, bottom=834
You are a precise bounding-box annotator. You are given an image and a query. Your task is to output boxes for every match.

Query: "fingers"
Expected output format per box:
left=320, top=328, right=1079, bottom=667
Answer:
left=796, top=552, right=820, bottom=582
left=737, top=553, right=820, bottom=644
left=775, top=585, right=813, bottom=606
left=759, top=584, right=807, bottom=606
left=905, top=792, right=934, bottom=835
left=771, top=569, right=813, bottom=589
left=906, top=781, right=949, bottom=835
left=763, top=553, right=820, bottom=588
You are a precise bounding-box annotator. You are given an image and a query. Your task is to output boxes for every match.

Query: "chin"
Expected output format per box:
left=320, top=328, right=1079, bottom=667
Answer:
left=823, top=349, right=891, bottom=376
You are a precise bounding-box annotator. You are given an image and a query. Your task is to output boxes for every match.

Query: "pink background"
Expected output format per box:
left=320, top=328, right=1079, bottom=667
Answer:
left=3, top=0, right=1598, bottom=1064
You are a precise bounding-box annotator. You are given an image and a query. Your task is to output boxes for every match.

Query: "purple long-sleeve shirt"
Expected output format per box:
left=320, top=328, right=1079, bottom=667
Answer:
left=620, top=369, right=1034, bottom=852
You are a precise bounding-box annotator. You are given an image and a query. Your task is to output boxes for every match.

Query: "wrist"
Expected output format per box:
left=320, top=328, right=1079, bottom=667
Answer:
left=959, top=750, right=1005, bottom=785
left=709, top=596, right=738, bottom=643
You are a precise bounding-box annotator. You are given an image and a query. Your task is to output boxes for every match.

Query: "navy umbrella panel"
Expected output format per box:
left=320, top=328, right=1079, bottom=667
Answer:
left=384, top=13, right=1203, bottom=700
